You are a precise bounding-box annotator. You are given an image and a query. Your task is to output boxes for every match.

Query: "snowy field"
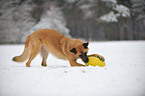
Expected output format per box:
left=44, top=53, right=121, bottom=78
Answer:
left=0, top=41, right=145, bottom=96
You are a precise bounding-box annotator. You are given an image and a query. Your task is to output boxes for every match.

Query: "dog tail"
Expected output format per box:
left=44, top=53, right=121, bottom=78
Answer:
left=12, top=37, right=30, bottom=62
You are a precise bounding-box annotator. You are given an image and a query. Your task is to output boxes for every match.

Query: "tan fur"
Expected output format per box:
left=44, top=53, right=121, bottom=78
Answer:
left=13, top=29, right=89, bottom=67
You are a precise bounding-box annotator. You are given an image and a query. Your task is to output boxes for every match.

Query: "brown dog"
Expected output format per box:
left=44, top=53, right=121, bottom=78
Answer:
left=13, top=29, right=89, bottom=67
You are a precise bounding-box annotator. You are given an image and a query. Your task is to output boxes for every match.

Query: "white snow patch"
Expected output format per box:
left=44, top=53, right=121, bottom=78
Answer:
left=0, top=41, right=145, bottom=96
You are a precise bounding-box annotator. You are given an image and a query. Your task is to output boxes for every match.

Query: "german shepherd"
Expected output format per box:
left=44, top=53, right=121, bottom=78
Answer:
left=13, top=29, right=89, bottom=67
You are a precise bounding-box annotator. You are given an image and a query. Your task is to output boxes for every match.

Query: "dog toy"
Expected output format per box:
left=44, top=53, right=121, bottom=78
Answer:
left=85, top=54, right=105, bottom=67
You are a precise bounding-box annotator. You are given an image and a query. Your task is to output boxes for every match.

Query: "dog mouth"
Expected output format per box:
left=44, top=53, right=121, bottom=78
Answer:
left=79, top=56, right=89, bottom=63
left=83, top=57, right=89, bottom=63
left=79, top=53, right=89, bottom=63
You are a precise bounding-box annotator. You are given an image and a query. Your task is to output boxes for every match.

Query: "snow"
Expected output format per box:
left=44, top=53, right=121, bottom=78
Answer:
left=29, top=5, right=70, bottom=37
left=100, top=11, right=119, bottom=22
left=100, top=0, right=130, bottom=22
left=113, top=5, right=130, bottom=17
left=102, top=0, right=117, bottom=4
left=65, top=0, right=76, bottom=3
left=0, top=0, right=36, bottom=43
left=0, top=41, right=145, bottom=96
left=79, top=3, right=95, bottom=19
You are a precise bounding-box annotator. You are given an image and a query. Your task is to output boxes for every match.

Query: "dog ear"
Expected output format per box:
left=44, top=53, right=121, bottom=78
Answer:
left=83, top=42, right=89, bottom=49
left=70, top=48, right=77, bottom=54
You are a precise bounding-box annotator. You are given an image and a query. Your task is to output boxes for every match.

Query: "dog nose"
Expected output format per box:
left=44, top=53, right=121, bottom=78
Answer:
left=84, top=57, right=89, bottom=63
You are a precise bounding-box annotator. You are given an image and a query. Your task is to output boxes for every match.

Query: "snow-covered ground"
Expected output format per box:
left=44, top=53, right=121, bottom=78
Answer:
left=0, top=41, right=145, bottom=96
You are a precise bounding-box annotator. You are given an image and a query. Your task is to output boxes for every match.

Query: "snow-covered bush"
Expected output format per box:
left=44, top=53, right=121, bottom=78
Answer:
left=79, top=2, right=95, bottom=19
left=0, top=0, right=35, bottom=43
left=100, top=11, right=119, bottom=22
left=0, top=1, right=70, bottom=44
left=79, top=0, right=95, bottom=19
left=29, top=5, right=70, bottom=37
left=100, top=0, right=130, bottom=22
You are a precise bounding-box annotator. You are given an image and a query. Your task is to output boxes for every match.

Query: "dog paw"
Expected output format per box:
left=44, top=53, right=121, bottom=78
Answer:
left=41, top=63, right=47, bottom=67
left=97, top=55, right=105, bottom=61
left=88, top=54, right=105, bottom=61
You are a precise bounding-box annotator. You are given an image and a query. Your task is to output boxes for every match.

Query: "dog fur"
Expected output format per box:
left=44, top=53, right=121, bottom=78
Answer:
left=13, top=29, right=89, bottom=67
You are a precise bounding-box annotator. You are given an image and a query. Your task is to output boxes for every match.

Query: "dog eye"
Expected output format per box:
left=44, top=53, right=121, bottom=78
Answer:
left=79, top=55, right=83, bottom=58
left=84, top=52, right=87, bottom=55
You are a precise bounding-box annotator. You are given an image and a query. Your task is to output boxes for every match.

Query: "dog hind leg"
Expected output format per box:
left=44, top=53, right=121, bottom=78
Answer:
left=26, top=40, right=40, bottom=67
left=40, top=45, right=49, bottom=67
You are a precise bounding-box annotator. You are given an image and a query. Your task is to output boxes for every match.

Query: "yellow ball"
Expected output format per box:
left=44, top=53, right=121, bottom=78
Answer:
left=85, top=56, right=105, bottom=67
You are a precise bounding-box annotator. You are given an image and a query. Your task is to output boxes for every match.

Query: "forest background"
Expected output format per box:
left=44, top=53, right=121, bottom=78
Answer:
left=0, top=0, right=145, bottom=44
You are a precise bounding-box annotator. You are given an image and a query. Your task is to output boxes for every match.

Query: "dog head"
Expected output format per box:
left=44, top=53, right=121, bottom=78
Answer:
left=70, top=42, right=89, bottom=63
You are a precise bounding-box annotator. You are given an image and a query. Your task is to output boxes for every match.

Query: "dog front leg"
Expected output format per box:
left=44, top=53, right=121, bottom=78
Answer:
left=68, top=59, right=85, bottom=67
